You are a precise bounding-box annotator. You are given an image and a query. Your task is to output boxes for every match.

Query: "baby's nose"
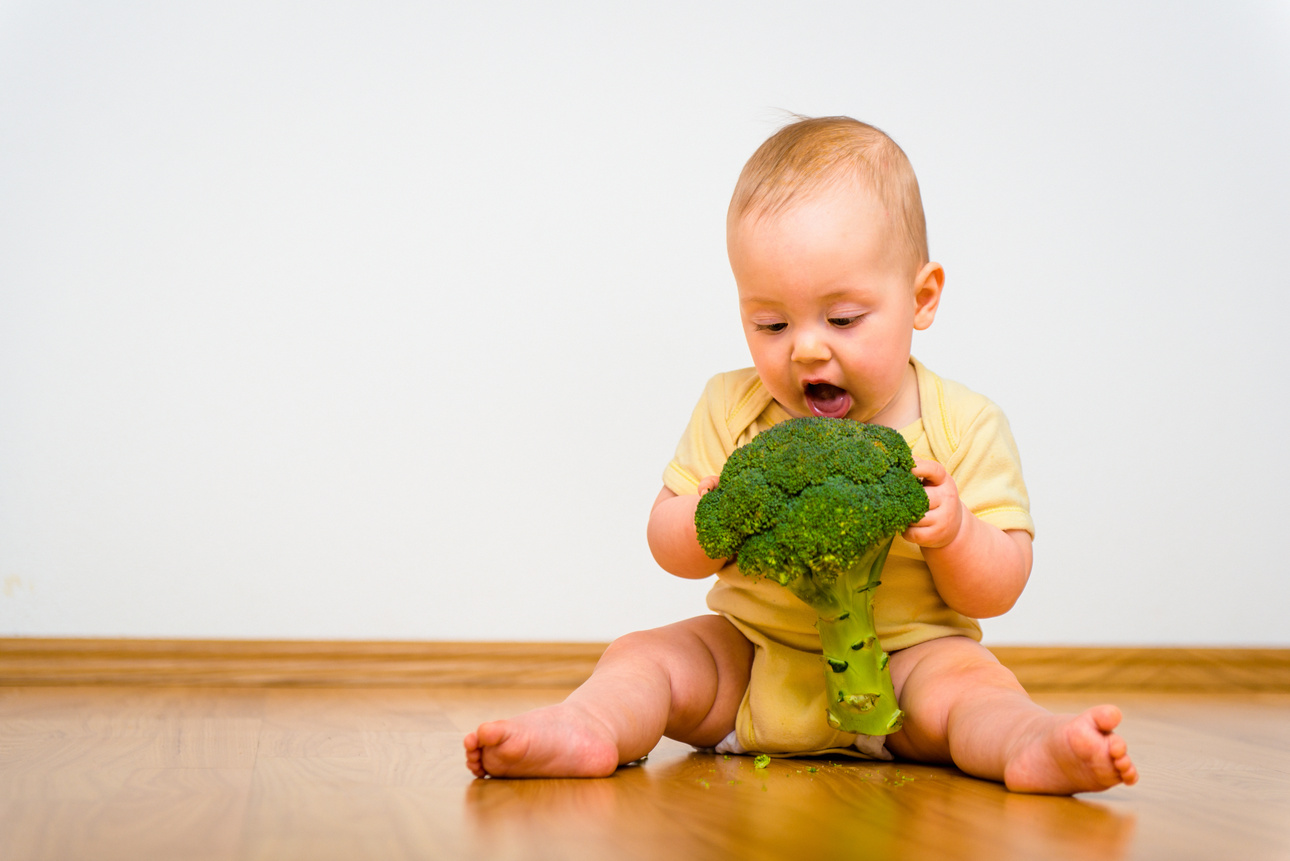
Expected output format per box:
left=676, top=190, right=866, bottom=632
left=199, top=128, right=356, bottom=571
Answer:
left=791, top=329, right=831, bottom=362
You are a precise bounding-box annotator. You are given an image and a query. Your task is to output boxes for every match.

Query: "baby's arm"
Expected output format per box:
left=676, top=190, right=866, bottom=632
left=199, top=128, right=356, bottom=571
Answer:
left=647, top=480, right=727, bottom=579
left=902, top=459, right=1032, bottom=618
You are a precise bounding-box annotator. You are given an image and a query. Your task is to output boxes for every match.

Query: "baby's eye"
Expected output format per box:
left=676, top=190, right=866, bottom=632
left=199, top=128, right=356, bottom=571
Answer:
left=755, top=322, right=787, bottom=333
left=828, top=315, right=861, bottom=328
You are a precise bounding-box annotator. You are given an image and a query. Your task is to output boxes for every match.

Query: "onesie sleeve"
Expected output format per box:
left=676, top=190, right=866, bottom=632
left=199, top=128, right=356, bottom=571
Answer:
left=944, top=401, right=1035, bottom=538
left=663, top=375, right=737, bottom=496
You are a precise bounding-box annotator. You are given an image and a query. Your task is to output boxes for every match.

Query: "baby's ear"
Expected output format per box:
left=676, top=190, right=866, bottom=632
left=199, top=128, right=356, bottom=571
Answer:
left=912, top=262, right=945, bottom=331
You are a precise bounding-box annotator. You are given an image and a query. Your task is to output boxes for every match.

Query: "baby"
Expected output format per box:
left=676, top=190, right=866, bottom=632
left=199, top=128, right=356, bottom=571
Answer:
left=465, top=116, right=1138, bottom=794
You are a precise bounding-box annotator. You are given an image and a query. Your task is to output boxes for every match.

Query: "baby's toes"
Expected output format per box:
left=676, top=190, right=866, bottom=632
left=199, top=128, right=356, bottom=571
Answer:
left=1090, top=704, right=1123, bottom=733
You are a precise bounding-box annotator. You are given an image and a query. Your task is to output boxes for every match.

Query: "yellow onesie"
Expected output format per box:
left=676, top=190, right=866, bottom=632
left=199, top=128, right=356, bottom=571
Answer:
left=663, top=358, right=1034, bottom=757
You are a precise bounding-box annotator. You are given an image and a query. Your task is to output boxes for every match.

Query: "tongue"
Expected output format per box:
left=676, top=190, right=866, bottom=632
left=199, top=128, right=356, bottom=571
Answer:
left=805, top=383, right=852, bottom=418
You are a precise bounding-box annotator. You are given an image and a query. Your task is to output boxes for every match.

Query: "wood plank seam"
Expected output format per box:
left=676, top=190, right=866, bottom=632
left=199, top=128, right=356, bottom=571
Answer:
left=2, top=638, right=1288, bottom=691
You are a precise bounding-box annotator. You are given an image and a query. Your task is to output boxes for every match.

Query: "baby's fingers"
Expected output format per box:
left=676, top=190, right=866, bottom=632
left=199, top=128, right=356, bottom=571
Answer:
left=911, top=458, right=947, bottom=486
left=901, top=519, right=937, bottom=547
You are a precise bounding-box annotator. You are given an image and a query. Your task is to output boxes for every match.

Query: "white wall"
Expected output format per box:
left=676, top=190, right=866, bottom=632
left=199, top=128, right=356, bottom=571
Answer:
left=2, top=1, right=1287, bottom=646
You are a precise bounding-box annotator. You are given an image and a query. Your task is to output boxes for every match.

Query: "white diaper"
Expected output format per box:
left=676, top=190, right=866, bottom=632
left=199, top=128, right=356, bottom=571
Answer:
left=713, top=729, right=892, bottom=761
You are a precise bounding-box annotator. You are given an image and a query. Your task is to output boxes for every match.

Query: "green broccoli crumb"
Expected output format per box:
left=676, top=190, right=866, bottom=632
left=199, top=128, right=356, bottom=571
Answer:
left=808, top=766, right=819, bottom=773
left=754, top=754, right=771, bottom=769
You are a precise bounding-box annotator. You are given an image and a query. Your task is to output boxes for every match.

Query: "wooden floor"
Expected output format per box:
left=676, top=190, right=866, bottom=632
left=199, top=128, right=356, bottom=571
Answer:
left=1, top=686, right=1288, bottom=861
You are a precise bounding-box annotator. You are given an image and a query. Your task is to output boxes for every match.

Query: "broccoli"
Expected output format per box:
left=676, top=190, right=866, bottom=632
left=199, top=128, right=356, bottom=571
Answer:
left=693, top=416, right=929, bottom=736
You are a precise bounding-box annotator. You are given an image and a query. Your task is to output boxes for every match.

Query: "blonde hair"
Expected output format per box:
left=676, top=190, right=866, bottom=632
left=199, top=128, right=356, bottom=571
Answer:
left=728, top=116, right=928, bottom=269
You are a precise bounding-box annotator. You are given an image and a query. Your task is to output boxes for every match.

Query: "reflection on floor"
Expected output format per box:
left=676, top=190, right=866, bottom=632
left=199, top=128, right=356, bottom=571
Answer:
left=1, top=686, right=1287, bottom=860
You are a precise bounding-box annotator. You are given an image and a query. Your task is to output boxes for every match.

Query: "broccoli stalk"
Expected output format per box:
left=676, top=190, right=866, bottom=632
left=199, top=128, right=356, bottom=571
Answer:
left=693, top=416, right=929, bottom=737
left=806, top=538, right=902, bottom=734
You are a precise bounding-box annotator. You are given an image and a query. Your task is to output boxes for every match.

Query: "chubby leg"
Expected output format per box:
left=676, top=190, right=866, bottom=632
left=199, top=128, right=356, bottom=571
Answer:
left=885, top=637, right=1138, bottom=794
left=464, top=615, right=753, bottom=778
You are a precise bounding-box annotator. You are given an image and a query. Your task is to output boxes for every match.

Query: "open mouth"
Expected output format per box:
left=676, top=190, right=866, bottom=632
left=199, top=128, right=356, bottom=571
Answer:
left=804, top=382, right=852, bottom=418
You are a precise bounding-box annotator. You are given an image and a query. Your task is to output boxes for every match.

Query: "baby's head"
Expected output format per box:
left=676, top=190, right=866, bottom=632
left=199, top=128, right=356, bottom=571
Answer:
left=729, top=115, right=929, bottom=278
left=727, top=116, right=943, bottom=428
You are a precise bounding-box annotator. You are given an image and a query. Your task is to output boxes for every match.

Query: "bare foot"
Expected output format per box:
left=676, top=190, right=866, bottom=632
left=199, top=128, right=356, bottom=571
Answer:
left=1003, top=705, right=1138, bottom=794
left=464, top=703, right=623, bottom=779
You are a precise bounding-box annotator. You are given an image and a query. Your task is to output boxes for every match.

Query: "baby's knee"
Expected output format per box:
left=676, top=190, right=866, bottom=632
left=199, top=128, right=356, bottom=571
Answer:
left=598, top=617, right=751, bottom=688
left=598, top=623, right=700, bottom=670
left=600, top=627, right=669, bottom=660
left=893, top=636, right=1024, bottom=698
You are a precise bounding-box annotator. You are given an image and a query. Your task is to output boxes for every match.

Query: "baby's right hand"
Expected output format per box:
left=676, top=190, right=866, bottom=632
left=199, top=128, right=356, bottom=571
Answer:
left=697, top=476, right=720, bottom=496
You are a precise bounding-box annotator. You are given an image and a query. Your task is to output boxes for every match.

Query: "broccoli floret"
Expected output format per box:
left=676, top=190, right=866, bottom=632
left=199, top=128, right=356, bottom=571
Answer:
left=694, top=416, right=929, bottom=736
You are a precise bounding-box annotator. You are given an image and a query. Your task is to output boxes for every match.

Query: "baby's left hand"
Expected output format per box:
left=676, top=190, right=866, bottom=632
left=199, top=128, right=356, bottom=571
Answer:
left=902, top=458, right=964, bottom=549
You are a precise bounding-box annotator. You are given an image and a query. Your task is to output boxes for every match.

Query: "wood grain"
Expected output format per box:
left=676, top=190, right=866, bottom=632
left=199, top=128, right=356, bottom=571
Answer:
left=989, top=646, right=1290, bottom=692
left=2, top=685, right=1290, bottom=861
left=3, top=638, right=1289, bottom=692
left=0, top=638, right=607, bottom=688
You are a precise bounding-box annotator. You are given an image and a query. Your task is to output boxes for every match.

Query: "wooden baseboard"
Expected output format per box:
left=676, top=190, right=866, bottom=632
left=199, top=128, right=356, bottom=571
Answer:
left=2, top=638, right=1288, bottom=692
left=987, top=646, right=1290, bottom=693
left=0, top=638, right=608, bottom=688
